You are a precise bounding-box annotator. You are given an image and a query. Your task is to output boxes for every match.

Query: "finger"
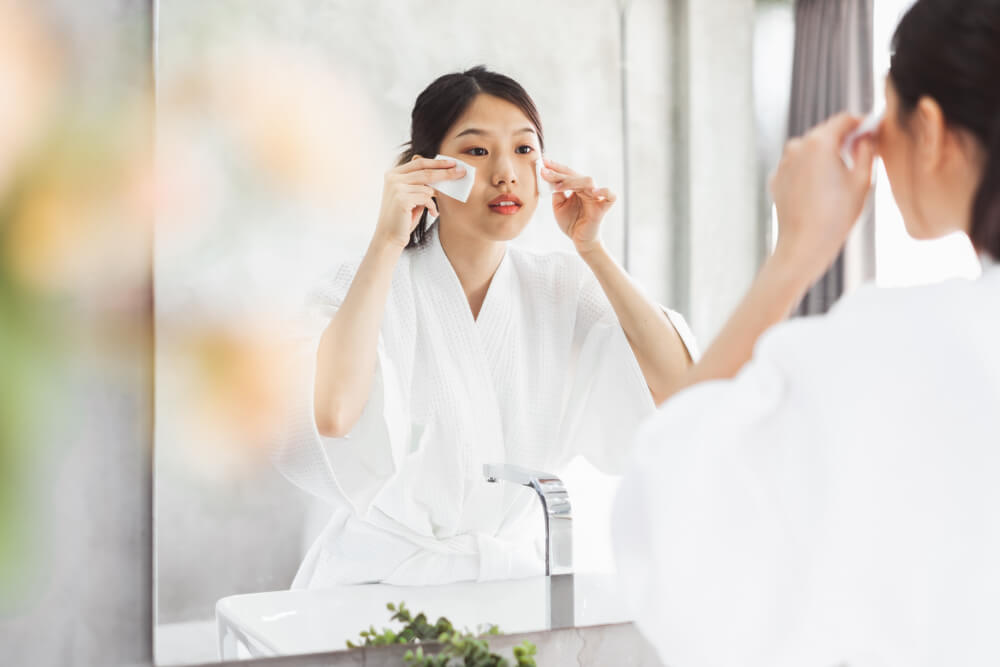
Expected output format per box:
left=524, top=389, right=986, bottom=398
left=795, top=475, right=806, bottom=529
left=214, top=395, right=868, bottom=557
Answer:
left=850, top=135, right=877, bottom=186
left=413, top=194, right=439, bottom=219
left=556, top=176, right=596, bottom=193
left=402, top=184, right=436, bottom=197
left=400, top=166, right=467, bottom=184
left=820, top=112, right=865, bottom=144
left=551, top=191, right=571, bottom=207
left=542, top=158, right=577, bottom=176
left=590, top=187, right=616, bottom=203
left=398, top=157, right=458, bottom=173
left=540, top=166, right=565, bottom=183
left=782, top=136, right=804, bottom=157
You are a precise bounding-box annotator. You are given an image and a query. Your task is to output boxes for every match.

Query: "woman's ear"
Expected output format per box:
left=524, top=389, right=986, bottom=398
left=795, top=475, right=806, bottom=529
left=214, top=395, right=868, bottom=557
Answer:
left=914, top=95, right=947, bottom=172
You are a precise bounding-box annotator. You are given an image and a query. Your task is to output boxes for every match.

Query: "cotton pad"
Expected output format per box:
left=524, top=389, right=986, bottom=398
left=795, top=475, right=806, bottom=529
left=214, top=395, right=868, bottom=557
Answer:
left=432, top=154, right=476, bottom=203
left=840, top=108, right=884, bottom=169
left=534, top=156, right=558, bottom=195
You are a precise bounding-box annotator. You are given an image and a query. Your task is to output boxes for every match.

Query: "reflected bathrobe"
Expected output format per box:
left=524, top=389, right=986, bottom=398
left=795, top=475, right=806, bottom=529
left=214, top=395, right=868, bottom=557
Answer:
left=614, top=259, right=1000, bottom=667
left=275, top=223, right=697, bottom=587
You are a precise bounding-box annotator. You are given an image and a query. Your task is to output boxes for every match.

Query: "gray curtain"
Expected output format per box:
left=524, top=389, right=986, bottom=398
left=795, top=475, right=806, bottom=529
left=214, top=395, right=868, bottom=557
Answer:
left=787, top=0, right=874, bottom=316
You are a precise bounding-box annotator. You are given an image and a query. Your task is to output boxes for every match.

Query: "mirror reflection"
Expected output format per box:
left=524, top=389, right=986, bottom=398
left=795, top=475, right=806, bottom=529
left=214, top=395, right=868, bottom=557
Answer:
left=153, top=0, right=764, bottom=664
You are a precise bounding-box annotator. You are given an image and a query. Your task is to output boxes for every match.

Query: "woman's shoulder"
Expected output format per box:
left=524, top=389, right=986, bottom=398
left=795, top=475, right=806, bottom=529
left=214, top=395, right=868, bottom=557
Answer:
left=824, top=276, right=994, bottom=341
left=307, top=251, right=417, bottom=309
left=753, top=275, right=995, bottom=383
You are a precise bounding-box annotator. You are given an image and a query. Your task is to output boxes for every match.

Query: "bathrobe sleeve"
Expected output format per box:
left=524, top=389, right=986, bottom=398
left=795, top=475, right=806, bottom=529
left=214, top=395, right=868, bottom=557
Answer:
left=560, top=268, right=700, bottom=474
left=271, top=263, right=410, bottom=516
left=611, top=315, right=835, bottom=667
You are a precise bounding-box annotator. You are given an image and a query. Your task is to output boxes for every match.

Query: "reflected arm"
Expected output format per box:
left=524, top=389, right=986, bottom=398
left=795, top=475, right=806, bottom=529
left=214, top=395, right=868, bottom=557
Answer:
left=578, top=243, right=693, bottom=404
left=659, top=252, right=810, bottom=405
left=313, top=236, right=403, bottom=437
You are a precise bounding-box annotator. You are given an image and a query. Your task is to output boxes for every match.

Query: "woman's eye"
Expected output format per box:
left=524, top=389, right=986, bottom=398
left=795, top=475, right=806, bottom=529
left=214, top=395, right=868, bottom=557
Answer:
left=465, top=147, right=488, bottom=157
left=516, top=145, right=534, bottom=154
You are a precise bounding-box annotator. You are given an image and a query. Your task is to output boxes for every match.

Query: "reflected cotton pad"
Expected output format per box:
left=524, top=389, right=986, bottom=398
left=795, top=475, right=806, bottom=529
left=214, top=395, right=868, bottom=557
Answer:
left=535, top=157, right=551, bottom=195
left=840, top=108, right=884, bottom=169
left=432, top=154, right=475, bottom=203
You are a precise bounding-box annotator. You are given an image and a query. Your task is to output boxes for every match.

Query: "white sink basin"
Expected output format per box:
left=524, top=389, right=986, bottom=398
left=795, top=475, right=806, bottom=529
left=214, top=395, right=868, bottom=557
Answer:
left=216, top=574, right=631, bottom=660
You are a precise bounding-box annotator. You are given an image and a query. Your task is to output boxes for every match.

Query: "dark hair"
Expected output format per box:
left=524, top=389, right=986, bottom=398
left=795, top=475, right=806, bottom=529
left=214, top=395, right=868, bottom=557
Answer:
left=398, top=66, right=544, bottom=249
left=890, top=0, right=1000, bottom=260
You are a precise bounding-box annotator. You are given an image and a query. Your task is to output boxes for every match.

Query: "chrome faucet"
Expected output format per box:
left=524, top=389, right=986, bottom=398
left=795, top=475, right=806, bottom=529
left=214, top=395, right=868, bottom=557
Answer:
left=483, top=463, right=574, bottom=628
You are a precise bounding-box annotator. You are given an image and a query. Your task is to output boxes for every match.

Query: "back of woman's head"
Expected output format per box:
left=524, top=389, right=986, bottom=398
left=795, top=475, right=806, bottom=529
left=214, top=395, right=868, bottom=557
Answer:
left=890, top=0, right=1000, bottom=260
left=398, top=66, right=544, bottom=249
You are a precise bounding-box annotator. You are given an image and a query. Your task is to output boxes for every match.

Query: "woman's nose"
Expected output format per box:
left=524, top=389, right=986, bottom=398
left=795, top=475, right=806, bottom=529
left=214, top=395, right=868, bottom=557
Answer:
left=491, top=157, right=517, bottom=186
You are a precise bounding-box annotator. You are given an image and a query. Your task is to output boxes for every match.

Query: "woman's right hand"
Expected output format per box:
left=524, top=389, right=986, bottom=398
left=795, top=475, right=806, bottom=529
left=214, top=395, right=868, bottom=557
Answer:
left=374, top=156, right=466, bottom=249
left=768, top=113, right=877, bottom=285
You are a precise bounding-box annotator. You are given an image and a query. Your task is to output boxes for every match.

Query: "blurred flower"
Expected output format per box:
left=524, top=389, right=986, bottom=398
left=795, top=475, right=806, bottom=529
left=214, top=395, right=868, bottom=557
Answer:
left=0, top=2, right=61, bottom=197
left=159, top=321, right=298, bottom=479
left=2, top=113, right=152, bottom=301
left=158, top=34, right=371, bottom=216
left=0, top=4, right=150, bottom=604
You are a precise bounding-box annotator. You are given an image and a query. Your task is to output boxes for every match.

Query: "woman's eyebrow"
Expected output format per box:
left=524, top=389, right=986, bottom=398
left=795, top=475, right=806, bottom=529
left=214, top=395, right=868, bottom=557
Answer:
left=455, top=128, right=490, bottom=138
left=453, top=127, right=537, bottom=139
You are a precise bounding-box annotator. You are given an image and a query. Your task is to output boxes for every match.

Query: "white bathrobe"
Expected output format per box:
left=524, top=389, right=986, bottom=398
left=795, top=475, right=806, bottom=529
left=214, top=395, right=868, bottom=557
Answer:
left=614, top=259, right=1000, bottom=667
left=275, top=223, right=697, bottom=587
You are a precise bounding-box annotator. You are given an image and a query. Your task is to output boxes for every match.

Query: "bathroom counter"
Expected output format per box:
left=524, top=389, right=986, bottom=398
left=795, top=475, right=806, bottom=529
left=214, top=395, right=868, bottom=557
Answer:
left=215, top=573, right=632, bottom=660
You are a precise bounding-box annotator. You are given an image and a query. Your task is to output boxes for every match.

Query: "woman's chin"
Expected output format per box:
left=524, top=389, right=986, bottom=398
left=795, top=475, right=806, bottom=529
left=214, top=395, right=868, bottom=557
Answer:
left=481, top=213, right=533, bottom=241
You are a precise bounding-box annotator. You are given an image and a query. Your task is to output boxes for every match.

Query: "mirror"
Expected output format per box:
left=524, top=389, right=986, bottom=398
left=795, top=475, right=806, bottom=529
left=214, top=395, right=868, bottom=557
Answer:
left=153, top=0, right=772, bottom=663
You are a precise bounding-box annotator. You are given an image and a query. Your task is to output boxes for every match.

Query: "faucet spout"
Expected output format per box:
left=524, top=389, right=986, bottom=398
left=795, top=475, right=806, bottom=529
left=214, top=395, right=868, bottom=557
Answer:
left=483, top=463, right=574, bottom=629
left=483, top=463, right=573, bottom=575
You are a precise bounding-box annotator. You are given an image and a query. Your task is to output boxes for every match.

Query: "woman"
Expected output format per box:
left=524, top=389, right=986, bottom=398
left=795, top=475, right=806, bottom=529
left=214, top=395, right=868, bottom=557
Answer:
left=276, top=66, right=696, bottom=588
left=614, top=1, right=1000, bottom=666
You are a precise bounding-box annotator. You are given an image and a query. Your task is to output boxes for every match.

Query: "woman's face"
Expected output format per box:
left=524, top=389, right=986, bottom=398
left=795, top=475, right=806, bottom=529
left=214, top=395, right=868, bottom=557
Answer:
left=433, top=93, right=541, bottom=242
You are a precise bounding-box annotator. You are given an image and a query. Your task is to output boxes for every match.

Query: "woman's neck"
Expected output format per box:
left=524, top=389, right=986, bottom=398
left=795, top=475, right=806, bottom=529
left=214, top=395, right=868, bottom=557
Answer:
left=437, top=221, right=507, bottom=320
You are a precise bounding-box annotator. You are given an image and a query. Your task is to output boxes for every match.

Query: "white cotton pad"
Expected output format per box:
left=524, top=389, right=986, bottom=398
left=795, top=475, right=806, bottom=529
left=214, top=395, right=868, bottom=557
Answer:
left=534, top=156, right=557, bottom=195
left=840, top=108, right=884, bottom=169
left=432, top=154, right=476, bottom=203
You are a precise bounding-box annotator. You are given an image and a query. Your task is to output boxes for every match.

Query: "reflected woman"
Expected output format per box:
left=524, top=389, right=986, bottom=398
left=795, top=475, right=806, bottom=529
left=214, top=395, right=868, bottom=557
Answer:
left=276, top=66, right=696, bottom=587
left=615, top=1, right=1000, bottom=665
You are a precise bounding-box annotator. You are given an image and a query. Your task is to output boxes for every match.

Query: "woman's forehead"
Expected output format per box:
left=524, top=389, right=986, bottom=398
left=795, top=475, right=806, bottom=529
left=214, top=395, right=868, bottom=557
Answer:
left=447, top=94, right=538, bottom=138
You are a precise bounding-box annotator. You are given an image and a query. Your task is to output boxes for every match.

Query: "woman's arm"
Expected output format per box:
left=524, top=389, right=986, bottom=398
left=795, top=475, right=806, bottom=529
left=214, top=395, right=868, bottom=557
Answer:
left=659, top=113, right=877, bottom=405
left=541, top=158, right=692, bottom=402
left=313, top=237, right=403, bottom=437
left=313, top=157, right=465, bottom=437
left=577, top=242, right=692, bottom=404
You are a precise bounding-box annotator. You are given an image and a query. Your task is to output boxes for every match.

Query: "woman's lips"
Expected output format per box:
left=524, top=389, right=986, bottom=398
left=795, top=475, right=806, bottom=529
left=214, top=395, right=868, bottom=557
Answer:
left=488, top=195, right=522, bottom=215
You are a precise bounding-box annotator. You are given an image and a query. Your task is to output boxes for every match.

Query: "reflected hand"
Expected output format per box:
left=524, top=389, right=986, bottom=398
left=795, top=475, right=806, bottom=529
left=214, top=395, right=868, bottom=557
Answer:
left=769, top=112, right=877, bottom=284
left=374, top=157, right=466, bottom=249
left=542, top=158, right=617, bottom=255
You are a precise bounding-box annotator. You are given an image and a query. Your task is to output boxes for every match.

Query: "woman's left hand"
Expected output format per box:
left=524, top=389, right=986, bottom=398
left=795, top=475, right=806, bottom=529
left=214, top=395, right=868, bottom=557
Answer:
left=542, top=158, right=617, bottom=254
